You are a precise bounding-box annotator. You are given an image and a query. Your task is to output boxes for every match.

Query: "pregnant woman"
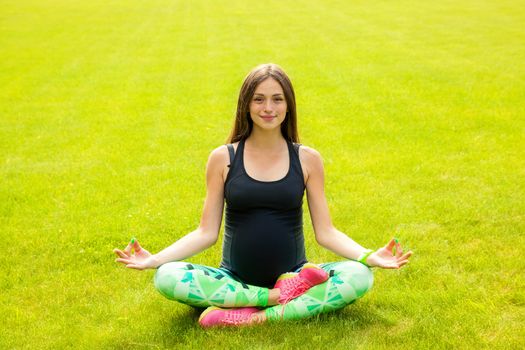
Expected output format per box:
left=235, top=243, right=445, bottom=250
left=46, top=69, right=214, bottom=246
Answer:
left=114, top=63, right=412, bottom=328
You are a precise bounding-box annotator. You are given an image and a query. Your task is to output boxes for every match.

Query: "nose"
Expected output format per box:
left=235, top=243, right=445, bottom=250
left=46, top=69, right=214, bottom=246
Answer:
left=264, top=100, right=273, bottom=113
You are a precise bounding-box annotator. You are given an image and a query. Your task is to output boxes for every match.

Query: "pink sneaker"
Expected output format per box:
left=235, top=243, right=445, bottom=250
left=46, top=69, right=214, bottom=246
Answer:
left=274, top=263, right=329, bottom=304
left=198, top=306, right=260, bottom=328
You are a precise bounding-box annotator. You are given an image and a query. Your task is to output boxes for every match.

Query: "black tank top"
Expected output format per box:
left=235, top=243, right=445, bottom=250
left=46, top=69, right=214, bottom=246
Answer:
left=220, top=138, right=308, bottom=287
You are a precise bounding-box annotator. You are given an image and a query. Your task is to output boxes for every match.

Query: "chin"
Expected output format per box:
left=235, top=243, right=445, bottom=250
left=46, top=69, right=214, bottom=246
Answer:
left=256, top=124, right=282, bottom=131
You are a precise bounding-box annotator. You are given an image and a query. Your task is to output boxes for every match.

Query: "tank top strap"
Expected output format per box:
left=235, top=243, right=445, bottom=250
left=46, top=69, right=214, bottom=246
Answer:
left=226, top=143, right=235, bottom=168
left=292, top=142, right=301, bottom=156
left=235, top=138, right=246, bottom=168
left=289, top=141, right=304, bottom=183
left=224, top=139, right=246, bottom=187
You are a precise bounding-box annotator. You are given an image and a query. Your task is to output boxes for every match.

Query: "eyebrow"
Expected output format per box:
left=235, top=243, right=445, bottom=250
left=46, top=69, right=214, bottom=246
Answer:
left=253, top=93, right=284, bottom=96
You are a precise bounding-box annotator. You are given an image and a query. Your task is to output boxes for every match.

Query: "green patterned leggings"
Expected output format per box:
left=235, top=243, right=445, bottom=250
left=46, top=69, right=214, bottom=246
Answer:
left=154, top=260, right=373, bottom=321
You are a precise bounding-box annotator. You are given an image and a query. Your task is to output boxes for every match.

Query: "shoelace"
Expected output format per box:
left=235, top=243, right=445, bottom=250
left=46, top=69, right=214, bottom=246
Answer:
left=222, top=310, right=254, bottom=325
left=279, top=277, right=313, bottom=318
left=279, top=277, right=312, bottom=303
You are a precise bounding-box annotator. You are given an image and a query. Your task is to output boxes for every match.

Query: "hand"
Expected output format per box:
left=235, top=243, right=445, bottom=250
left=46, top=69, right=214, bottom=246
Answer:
left=366, top=238, right=413, bottom=269
left=113, top=238, right=159, bottom=270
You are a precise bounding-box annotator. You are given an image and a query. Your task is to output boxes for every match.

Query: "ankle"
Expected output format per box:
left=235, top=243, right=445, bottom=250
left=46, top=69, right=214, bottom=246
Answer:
left=267, top=288, right=281, bottom=306
left=250, top=311, right=267, bottom=324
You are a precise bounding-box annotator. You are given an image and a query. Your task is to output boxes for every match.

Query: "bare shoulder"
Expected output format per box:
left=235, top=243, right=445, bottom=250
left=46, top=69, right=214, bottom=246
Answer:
left=299, top=145, right=323, bottom=167
left=207, top=145, right=229, bottom=171
left=298, top=145, right=324, bottom=182
left=207, top=143, right=240, bottom=180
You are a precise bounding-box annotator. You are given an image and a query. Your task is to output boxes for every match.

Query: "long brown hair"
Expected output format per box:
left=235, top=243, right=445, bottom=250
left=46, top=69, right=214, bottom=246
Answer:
left=226, top=63, right=299, bottom=143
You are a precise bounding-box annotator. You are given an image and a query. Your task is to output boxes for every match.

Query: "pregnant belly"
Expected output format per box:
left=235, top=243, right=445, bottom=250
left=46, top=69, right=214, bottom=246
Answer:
left=231, top=224, right=299, bottom=287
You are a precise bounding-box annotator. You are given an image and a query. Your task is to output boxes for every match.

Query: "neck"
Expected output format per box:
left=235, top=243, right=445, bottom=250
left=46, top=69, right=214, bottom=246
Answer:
left=246, top=127, right=286, bottom=151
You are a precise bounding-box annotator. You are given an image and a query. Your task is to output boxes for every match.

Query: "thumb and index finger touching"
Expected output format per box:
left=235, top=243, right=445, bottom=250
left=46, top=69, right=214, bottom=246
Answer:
left=385, top=237, right=400, bottom=254
left=385, top=237, right=413, bottom=261
left=124, top=237, right=142, bottom=253
left=113, top=237, right=142, bottom=259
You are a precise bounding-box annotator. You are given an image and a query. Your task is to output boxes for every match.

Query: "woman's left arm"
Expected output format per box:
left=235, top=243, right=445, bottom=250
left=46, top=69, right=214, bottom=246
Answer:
left=302, top=147, right=412, bottom=269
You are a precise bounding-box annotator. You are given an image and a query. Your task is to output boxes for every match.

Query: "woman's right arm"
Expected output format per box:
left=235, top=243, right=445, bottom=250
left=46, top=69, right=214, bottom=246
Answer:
left=114, top=146, right=229, bottom=270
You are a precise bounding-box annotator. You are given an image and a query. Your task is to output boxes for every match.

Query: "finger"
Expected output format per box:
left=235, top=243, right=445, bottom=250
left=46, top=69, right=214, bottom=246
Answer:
left=397, top=260, right=410, bottom=268
left=380, top=257, right=411, bottom=269
left=132, top=239, right=142, bottom=253
left=402, top=250, right=414, bottom=258
left=385, top=238, right=396, bottom=253
left=382, top=263, right=400, bottom=269
left=113, top=249, right=130, bottom=259
left=126, top=264, right=144, bottom=270
left=398, top=251, right=412, bottom=261
left=395, top=241, right=403, bottom=258
left=115, top=258, right=132, bottom=265
left=124, top=242, right=132, bottom=255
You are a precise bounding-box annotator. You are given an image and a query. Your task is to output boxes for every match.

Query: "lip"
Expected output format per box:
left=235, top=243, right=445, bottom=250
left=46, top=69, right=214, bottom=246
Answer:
left=260, top=115, right=276, bottom=120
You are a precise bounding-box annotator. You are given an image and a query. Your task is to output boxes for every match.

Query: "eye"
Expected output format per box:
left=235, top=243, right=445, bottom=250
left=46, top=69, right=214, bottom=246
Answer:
left=274, top=97, right=284, bottom=102
left=253, top=97, right=263, bottom=102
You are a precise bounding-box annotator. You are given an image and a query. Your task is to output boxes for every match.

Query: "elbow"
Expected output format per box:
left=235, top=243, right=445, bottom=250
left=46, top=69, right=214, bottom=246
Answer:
left=315, top=232, right=326, bottom=248
left=207, top=233, right=219, bottom=246
left=314, top=225, right=335, bottom=247
left=197, top=226, right=219, bottom=247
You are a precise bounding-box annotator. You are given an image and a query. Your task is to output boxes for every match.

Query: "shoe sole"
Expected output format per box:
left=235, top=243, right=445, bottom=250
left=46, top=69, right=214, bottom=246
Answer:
left=198, top=306, right=221, bottom=326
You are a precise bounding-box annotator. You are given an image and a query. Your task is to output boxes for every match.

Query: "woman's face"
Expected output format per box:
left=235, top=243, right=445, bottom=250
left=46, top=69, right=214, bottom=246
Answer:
left=249, top=78, right=288, bottom=132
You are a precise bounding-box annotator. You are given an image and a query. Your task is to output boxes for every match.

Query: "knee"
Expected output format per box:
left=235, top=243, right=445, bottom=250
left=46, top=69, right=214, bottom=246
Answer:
left=332, top=260, right=374, bottom=300
left=154, top=262, right=189, bottom=300
left=355, top=261, right=374, bottom=294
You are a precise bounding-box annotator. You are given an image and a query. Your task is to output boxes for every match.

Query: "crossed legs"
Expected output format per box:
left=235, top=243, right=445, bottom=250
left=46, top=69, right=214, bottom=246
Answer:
left=154, top=260, right=373, bottom=324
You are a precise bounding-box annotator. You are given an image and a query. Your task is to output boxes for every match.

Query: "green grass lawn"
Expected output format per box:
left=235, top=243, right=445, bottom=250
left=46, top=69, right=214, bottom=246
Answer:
left=1, top=0, right=524, bottom=348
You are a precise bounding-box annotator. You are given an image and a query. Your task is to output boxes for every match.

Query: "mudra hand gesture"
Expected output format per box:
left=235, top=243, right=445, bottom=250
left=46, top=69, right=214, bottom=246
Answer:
left=113, top=238, right=158, bottom=270
left=366, top=238, right=412, bottom=269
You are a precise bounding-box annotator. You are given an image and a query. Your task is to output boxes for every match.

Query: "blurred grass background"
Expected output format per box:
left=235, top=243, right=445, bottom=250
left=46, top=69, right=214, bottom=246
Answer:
left=1, top=0, right=524, bottom=348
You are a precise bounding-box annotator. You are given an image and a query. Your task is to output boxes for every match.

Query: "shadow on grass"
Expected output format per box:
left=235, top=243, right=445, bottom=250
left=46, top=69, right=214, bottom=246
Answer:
left=154, top=302, right=392, bottom=348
